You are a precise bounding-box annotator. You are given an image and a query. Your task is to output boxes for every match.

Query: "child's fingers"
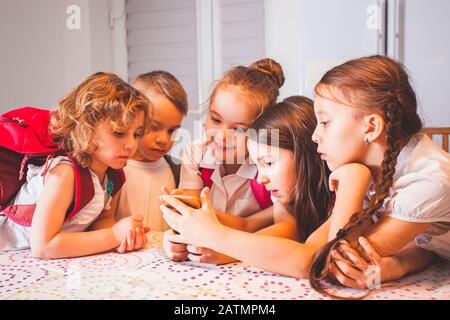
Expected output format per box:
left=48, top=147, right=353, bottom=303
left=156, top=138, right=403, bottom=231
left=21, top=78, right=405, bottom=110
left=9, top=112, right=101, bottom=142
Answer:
left=117, top=238, right=127, bottom=254
left=161, top=205, right=182, bottom=232
left=166, top=232, right=185, bottom=244
left=134, top=227, right=143, bottom=249
left=167, top=251, right=189, bottom=262
left=143, top=226, right=151, bottom=233
left=170, top=242, right=188, bottom=253
left=330, top=262, right=363, bottom=289
left=187, top=253, right=204, bottom=263
left=161, top=186, right=171, bottom=195
left=187, top=245, right=204, bottom=255
left=337, top=242, right=369, bottom=270
left=358, top=237, right=381, bottom=261
left=161, top=195, right=192, bottom=215
left=126, top=230, right=135, bottom=252
left=141, top=228, right=148, bottom=247
left=200, top=187, right=213, bottom=212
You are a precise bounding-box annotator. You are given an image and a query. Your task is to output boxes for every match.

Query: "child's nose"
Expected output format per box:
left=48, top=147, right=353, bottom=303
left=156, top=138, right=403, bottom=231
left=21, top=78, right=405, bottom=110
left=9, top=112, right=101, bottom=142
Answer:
left=257, top=173, right=269, bottom=185
left=156, top=132, right=170, bottom=146
left=311, top=127, right=320, bottom=144
left=125, top=134, right=137, bottom=152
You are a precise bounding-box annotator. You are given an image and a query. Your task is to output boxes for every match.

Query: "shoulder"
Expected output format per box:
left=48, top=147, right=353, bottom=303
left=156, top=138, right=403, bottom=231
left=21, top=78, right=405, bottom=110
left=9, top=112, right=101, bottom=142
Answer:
left=389, top=134, right=450, bottom=222
left=182, top=139, right=210, bottom=164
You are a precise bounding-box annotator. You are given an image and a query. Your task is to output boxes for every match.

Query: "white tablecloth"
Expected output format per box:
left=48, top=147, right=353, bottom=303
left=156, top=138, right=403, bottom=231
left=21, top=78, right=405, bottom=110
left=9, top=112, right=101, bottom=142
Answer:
left=1, top=232, right=449, bottom=300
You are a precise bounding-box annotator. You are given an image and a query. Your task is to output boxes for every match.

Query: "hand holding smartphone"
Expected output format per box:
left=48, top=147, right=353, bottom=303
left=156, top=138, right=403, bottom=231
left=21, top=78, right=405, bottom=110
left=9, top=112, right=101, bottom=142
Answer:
left=166, top=195, right=202, bottom=209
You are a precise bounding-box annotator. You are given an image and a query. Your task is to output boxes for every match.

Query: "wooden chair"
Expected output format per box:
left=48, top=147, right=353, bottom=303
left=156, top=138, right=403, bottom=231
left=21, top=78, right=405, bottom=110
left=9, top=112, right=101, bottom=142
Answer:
left=421, top=127, right=450, bottom=152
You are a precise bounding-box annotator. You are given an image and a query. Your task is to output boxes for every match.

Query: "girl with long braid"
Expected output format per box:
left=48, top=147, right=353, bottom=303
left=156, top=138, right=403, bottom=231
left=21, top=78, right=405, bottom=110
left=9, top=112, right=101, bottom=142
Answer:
left=309, top=55, right=450, bottom=296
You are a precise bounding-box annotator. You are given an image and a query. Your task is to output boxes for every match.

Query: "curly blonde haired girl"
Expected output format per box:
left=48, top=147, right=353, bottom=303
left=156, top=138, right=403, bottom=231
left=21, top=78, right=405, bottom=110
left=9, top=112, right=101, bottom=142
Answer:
left=0, top=72, right=153, bottom=258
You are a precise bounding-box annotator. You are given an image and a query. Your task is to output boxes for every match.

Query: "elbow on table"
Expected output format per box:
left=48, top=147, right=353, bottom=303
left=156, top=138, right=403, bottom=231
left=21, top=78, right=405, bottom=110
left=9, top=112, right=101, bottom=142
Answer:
left=30, top=241, right=60, bottom=259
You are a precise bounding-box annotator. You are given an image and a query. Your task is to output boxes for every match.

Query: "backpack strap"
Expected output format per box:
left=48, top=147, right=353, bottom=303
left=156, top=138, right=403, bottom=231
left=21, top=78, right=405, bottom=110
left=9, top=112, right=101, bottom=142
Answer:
left=64, top=155, right=96, bottom=222
left=164, top=155, right=181, bottom=187
left=249, top=175, right=273, bottom=209
left=105, top=167, right=125, bottom=197
left=1, top=155, right=96, bottom=226
left=199, top=168, right=273, bottom=209
left=200, top=168, right=214, bottom=189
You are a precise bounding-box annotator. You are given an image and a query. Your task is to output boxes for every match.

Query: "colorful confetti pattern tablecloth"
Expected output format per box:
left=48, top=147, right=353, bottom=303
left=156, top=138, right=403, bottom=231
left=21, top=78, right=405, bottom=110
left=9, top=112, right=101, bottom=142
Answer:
left=1, top=232, right=449, bottom=300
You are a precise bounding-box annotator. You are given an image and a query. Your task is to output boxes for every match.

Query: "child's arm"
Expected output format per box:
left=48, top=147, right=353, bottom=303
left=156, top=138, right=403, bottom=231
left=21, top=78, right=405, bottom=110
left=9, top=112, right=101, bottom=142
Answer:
left=163, top=186, right=275, bottom=232
left=186, top=202, right=296, bottom=265
left=30, top=164, right=145, bottom=259
left=162, top=188, right=333, bottom=277
left=215, top=205, right=274, bottom=232
left=330, top=237, right=435, bottom=288
left=326, top=163, right=373, bottom=240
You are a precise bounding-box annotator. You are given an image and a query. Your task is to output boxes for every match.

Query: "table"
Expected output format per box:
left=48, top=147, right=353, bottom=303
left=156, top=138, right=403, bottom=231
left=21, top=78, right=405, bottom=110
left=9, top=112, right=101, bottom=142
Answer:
left=1, top=232, right=449, bottom=300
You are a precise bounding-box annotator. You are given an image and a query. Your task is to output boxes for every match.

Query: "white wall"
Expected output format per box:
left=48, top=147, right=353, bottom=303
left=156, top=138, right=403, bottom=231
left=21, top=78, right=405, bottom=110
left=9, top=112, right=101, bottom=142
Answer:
left=264, top=0, right=302, bottom=100
left=0, top=0, right=116, bottom=113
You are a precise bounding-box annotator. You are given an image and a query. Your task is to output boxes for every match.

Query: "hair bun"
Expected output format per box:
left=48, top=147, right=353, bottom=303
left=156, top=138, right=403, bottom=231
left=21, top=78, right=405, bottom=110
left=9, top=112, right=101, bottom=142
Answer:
left=249, top=58, right=285, bottom=89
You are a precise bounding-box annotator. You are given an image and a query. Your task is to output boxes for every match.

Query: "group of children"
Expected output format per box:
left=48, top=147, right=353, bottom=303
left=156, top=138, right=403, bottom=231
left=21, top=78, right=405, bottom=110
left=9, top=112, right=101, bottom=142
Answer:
left=1, top=55, right=449, bottom=294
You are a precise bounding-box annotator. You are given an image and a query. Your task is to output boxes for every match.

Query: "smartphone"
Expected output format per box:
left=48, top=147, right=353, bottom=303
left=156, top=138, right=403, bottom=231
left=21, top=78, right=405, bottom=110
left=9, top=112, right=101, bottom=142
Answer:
left=170, top=195, right=202, bottom=209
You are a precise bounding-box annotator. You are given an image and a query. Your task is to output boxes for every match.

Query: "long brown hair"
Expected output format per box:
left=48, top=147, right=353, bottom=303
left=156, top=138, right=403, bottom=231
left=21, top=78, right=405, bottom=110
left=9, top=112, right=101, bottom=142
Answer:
left=309, top=55, right=422, bottom=297
left=250, top=96, right=332, bottom=242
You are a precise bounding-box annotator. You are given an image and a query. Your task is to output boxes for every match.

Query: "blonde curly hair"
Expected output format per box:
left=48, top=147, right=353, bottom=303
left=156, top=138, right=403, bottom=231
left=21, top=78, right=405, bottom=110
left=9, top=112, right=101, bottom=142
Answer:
left=50, top=72, right=152, bottom=167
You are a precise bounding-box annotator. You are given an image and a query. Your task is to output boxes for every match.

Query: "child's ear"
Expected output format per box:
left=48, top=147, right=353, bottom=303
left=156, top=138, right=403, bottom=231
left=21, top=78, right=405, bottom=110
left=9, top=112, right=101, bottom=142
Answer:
left=363, top=113, right=385, bottom=143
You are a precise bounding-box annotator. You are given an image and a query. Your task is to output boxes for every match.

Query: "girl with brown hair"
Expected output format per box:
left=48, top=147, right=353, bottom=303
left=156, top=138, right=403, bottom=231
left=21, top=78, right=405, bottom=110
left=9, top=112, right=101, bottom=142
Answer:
left=309, top=55, right=450, bottom=296
left=160, top=96, right=353, bottom=276
left=162, top=58, right=291, bottom=264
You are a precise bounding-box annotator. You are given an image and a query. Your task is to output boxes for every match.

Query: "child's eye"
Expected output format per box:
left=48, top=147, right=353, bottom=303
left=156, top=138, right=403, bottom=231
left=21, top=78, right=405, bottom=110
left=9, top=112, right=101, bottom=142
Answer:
left=134, top=131, right=144, bottom=138
left=211, top=117, right=221, bottom=124
left=234, top=127, right=248, bottom=135
left=113, top=131, right=126, bottom=137
left=150, top=124, right=159, bottom=132
left=319, top=121, right=329, bottom=127
left=262, top=160, right=273, bottom=167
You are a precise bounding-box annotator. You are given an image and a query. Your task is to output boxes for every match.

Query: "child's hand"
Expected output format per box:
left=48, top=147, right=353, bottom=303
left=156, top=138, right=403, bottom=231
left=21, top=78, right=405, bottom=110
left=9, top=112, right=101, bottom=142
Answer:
left=112, top=215, right=148, bottom=245
left=163, top=228, right=189, bottom=261
left=186, top=245, right=236, bottom=265
left=161, top=186, right=187, bottom=196
left=329, top=237, right=400, bottom=289
left=161, top=187, right=223, bottom=248
left=116, top=226, right=150, bottom=253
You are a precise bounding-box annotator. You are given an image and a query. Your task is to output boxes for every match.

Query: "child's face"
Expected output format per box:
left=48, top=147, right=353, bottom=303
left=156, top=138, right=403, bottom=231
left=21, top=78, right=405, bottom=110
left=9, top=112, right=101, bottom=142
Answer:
left=312, top=86, right=367, bottom=171
left=247, top=139, right=296, bottom=204
left=90, top=111, right=145, bottom=173
left=137, top=93, right=183, bottom=161
left=205, top=89, right=258, bottom=164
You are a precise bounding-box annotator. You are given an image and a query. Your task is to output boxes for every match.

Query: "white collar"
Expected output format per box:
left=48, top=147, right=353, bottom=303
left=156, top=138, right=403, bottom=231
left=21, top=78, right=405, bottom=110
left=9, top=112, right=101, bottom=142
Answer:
left=199, top=144, right=257, bottom=180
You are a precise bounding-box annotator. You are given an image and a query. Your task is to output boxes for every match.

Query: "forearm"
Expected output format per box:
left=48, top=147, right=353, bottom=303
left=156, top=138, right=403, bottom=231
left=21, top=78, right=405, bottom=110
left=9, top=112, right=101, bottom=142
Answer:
left=32, top=228, right=119, bottom=259
left=88, top=216, right=116, bottom=230
left=389, top=244, right=435, bottom=280
left=255, top=222, right=298, bottom=240
left=209, top=226, right=316, bottom=278
left=216, top=211, right=248, bottom=231
left=216, top=206, right=274, bottom=232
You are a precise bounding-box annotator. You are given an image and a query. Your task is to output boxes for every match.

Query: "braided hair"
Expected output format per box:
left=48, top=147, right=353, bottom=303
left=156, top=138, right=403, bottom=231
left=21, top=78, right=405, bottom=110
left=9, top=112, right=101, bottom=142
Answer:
left=308, top=55, right=422, bottom=298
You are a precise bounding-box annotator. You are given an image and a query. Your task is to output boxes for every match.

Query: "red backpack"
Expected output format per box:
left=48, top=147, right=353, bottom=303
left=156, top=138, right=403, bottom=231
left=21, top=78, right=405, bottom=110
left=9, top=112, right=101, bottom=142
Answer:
left=200, top=168, right=273, bottom=209
left=0, top=107, right=125, bottom=227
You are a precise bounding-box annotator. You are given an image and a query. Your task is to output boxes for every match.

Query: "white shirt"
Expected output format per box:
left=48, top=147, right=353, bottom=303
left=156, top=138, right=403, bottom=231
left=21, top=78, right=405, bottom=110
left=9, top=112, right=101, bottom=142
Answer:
left=115, top=158, right=175, bottom=231
left=0, top=156, right=111, bottom=251
left=179, top=140, right=262, bottom=217
left=371, top=133, right=450, bottom=259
